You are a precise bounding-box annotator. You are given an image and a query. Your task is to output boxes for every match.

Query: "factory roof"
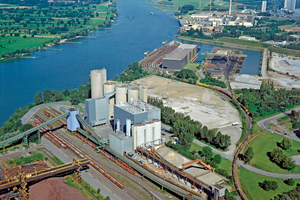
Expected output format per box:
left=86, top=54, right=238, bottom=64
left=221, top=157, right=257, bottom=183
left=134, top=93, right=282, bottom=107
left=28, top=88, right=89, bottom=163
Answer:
left=115, top=100, right=160, bottom=115
left=85, top=95, right=106, bottom=101
left=163, top=44, right=197, bottom=60
left=230, top=16, right=237, bottom=21
left=110, top=131, right=132, bottom=141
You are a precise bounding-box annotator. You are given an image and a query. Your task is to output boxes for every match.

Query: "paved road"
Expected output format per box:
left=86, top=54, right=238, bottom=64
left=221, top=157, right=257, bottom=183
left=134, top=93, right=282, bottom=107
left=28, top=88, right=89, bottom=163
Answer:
left=21, top=102, right=85, bottom=125
left=257, top=107, right=300, bottom=142
left=41, top=138, right=121, bottom=200
left=261, top=48, right=267, bottom=78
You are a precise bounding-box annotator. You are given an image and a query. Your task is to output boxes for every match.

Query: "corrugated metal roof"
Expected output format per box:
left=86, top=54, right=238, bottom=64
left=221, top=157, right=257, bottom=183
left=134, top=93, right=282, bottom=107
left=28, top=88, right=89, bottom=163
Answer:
left=163, top=44, right=197, bottom=60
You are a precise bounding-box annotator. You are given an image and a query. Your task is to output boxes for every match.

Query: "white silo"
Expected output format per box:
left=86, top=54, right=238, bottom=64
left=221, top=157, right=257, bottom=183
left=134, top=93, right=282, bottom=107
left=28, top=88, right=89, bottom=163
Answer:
left=91, top=69, right=107, bottom=98
left=104, top=81, right=116, bottom=119
left=136, top=123, right=145, bottom=147
left=116, top=119, right=120, bottom=131
left=139, top=87, right=148, bottom=103
left=153, top=119, right=161, bottom=145
left=144, top=122, right=154, bottom=145
left=116, top=86, right=128, bottom=105
left=132, top=124, right=137, bottom=150
left=128, top=87, right=139, bottom=102
left=126, top=118, right=131, bottom=137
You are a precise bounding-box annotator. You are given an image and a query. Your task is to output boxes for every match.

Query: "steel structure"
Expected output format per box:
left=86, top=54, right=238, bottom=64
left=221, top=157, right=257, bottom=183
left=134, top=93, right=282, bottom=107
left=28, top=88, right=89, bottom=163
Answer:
left=201, top=51, right=247, bottom=60
left=75, top=115, right=108, bottom=146
left=0, top=112, right=69, bottom=147
left=0, top=158, right=89, bottom=192
left=105, top=147, right=205, bottom=200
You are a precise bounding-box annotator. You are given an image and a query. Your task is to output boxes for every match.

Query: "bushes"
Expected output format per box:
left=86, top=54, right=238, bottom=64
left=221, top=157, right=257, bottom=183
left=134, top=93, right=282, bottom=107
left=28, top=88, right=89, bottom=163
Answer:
left=174, top=69, right=198, bottom=83
left=284, top=179, right=295, bottom=186
left=269, top=148, right=296, bottom=170
left=260, top=180, right=278, bottom=191
left=200, top=72, right=226, bottom=88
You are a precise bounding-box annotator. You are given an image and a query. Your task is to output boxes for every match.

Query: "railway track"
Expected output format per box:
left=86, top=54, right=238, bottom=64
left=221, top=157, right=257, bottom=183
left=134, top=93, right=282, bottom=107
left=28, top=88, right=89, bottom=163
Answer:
left=55, top=129, right=154, bottom=200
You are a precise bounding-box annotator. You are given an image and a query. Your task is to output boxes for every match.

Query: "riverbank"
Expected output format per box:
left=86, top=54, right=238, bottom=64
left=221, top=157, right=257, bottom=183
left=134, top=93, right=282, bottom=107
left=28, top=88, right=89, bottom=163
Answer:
left=178, top=36, right=300, bottom=57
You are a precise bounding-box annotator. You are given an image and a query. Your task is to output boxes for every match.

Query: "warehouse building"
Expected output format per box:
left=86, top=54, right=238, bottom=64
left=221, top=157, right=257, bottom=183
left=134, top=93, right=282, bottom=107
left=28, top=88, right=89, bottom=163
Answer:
left=109, top=130, right=133, bottom=155
left=85, top=96, right=109, bottom=127
left=162, top=44, right=198, bottom=70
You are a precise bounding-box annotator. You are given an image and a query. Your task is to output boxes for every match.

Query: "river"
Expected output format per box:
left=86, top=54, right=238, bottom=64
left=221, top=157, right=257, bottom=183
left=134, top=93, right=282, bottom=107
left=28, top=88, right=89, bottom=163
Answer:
left=0, top=0, right=261, bottom=126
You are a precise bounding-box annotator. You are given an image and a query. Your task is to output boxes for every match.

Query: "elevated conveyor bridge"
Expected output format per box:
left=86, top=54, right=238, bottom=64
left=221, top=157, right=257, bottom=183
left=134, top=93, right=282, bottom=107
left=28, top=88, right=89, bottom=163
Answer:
left=0, top=112, right=70, bottom=147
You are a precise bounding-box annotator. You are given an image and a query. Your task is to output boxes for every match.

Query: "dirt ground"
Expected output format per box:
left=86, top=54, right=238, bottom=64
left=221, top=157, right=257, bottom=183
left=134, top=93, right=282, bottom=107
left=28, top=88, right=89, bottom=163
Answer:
left=136, top=76, right=242, bottom=130
left=28, top=177, right=88, bottom=200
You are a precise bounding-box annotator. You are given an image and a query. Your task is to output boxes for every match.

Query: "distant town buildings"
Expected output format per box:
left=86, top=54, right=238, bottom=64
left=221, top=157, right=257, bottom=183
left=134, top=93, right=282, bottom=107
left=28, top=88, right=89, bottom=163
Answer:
left=261, top=1, right=267, bottom=12
left=284, top=0, right=296, bottom=11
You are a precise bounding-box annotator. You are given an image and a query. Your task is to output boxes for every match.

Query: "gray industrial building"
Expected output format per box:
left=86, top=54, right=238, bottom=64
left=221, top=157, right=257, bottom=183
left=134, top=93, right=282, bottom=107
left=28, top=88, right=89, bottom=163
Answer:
left=85, top=96, right=109, bottom=127
left=114, top=100, right=161, bottom=133
left=162, top=44, right=198, bottom=70
left=109, top=131, right=133, bottom=155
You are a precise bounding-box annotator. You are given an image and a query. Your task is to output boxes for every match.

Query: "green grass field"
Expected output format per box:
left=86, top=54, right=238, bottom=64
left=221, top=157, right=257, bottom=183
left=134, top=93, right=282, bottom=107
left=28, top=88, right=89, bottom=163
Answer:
left=282, top=121, right=294, bottom=131
left=6, top=152, right=45, bottom=167
left=183, top=63, right=200, bottom=71
left=277, top=115, right=291, bottom=122
left=0, top=36, right=52, bottom=55
left=244, top=131, right=300, bottom=174
left=267, top=122, right=275, bottom=127
left=239, top=167, right=300, bottom=200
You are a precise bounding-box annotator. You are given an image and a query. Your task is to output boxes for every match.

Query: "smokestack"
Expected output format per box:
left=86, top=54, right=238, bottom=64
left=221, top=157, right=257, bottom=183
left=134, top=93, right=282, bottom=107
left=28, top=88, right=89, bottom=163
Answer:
left=229, top=0, right=232, bottom=15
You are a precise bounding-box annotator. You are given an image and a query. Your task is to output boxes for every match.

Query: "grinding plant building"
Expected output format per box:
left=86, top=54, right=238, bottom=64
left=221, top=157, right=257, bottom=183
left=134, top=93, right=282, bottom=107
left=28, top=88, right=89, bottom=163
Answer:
left=162, top=44, right=198, bottom=70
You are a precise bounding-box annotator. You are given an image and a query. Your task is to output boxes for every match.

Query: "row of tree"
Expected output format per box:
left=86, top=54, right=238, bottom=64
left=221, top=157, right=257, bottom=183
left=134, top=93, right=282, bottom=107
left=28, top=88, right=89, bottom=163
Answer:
left=269, top=148, right=296, bottom=170
left=174, top=69, right=198, bottom=83
left=273, top=183, right=300, bottom=200
left=200, top=72, right=226, bottom=88
left=114, top=62, right=149, bottom=82
left=148, top=96, right=231, bottom=150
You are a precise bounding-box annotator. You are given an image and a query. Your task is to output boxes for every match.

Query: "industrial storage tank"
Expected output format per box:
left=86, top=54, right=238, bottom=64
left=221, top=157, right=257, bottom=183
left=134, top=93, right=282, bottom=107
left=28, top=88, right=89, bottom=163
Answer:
left=104, top=81, right=116, bottom=119
left=91, top=69, right=107, bottom=98
left=136, top=123, right=145, bottom=148
left=153, top=119, right=161, bottom=145
left=139, top=87, right=148, bottom=102
left=144, top=122, right=153, bottom=145
left=128, top=87, right=139, bottom=102
left=132, top=124, right=137, bottom=150
left=116, top=85, right=128, bottom=105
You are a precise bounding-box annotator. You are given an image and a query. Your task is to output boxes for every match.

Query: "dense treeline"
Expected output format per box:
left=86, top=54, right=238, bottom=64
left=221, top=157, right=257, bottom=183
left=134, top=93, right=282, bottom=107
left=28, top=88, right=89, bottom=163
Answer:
left=236, top=80, right=300, bottom=118
left=147, top=96, right=231, bottom=150
left=174, top=69, right=198, bottom=83
left=200, top=72, right=227, bottom=88
left=114, top=62, right=149, bottom=82
left=273, top=184, right=300, bottom=200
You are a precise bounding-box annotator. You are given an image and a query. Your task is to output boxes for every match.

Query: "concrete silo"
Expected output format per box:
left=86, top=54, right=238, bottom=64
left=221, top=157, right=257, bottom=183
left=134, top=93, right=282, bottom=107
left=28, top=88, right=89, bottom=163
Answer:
left=128, top=87, right=139, bottom=102
left=139, top=87, right=148, bottom=103
left=153, top=119, right=161, bottom=145
left=90, top=69, right=107, bottom=98
left=132, top=124, right=137, bottom=150
left=144, top=122, right=153, bottom=145
left=116, top=85, right=128, bottom=105
left=136, top=123, right=145, bottom=148
left=104, top=81, right=116, bottom=119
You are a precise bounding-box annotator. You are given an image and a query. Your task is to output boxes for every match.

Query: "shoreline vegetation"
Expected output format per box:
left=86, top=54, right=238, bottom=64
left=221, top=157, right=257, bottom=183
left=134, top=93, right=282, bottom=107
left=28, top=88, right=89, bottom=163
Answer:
left=0, top=0, right=117, bottom=62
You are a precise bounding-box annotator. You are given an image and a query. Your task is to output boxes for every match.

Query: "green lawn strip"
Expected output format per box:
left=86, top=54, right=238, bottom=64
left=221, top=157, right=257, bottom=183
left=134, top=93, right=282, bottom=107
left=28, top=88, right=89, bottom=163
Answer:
left=267, top=122, right=275, bottom=127
left=244, top=131, right=300, bottom=174
left=277, top=115, right=291, bottom=122
left=52, top=156, right=64, bottom=165
left=0, top=36, right=52, bottom=55
left=194, top=138, right=228, bottom=152
left=282, top=121, right=294, bottom=131
left=250, top=123, right=263, bottom=135
left=238, top=167, right=300, bottom=200
left=189, top=142, right=232, bottom=173
left=183, top=63, right=200, bottom=71
left=6, top=152, right=45, bottom=167
left=64, top=176, right=105, bottom=200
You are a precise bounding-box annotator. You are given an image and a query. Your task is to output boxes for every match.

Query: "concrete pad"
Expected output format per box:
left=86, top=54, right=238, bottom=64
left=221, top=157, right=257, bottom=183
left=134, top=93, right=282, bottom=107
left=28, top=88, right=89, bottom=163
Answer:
left=157, top=147, right=190, bottom=167
left=292, top=155, right=300, bottom=166
left=197, top=173, right=223, bottom=186
left=186, top=164, right=210, bottom=177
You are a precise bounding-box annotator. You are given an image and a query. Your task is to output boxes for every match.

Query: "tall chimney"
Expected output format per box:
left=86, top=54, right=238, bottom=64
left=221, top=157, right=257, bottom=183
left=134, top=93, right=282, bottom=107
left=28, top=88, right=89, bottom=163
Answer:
left=229, top=0, right=232, bottom=15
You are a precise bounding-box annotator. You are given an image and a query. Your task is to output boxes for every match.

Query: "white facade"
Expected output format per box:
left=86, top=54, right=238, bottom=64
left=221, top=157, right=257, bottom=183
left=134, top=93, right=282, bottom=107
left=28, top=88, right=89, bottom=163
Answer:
left=90, top=69, right=106, bottom=98
left=262, top=1, right=267, bottom=12
left=116, top=86, right=127, bottom=105
left=285, top=0, right=296, bottom=10
left=128, top=87, right=139, bottom=102
left=153, top=120, right=161, bottom=145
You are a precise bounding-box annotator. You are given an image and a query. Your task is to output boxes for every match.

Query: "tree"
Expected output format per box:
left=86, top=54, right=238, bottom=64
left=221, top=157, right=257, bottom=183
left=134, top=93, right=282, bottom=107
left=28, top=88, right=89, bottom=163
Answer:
left=70, top=93, right=80, bottom=105
left=97, top=188, right=100, bottom=194
left=280, top=138, right=292, bottom=150
left=270, top=148, right=285, bottom=165
left=220, top=134, right=231, bottom=149
left=20, top=124, right=33, bottom=132
left=43, top=89, right=52, bottom=102
left=213, top=154, right=221, bottom=164
left=260, top=180, right=278, bottom=191
left=34, top=91, right=43, bottom=105
left=214, top=131, right=222, bottom=147
left=284, top=178, right=295, bottom=186
left=244, top=147, right=254, bottom=163
left=201, top=146, right=213, bottom=160
left=281, top=157, right=296, bottom=170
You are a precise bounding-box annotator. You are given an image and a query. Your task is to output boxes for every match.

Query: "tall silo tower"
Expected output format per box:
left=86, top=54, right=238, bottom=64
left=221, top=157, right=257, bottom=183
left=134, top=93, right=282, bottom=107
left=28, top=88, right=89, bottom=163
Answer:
left=90, top=69, right=107, bottom=98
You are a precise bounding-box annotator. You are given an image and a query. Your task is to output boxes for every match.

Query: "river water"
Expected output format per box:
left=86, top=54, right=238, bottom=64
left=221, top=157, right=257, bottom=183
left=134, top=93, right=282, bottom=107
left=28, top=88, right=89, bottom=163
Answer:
left=0, top=0, right=261, bottom=126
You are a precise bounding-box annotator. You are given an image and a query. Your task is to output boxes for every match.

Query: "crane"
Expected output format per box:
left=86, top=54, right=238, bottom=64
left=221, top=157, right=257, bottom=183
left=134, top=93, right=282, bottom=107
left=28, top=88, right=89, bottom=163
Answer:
left=162, top=40, right=167, bottom=46
left=201, top=51, right=247, bottom=61
left=144, top=50, right=149, bottom=57
left=181, top=159, right=214, bottom=175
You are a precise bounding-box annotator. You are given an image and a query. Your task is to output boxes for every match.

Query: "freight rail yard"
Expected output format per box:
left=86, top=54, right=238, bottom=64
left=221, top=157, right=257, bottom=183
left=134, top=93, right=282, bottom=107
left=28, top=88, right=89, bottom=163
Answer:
left=0, top=69, right=240, bottom=200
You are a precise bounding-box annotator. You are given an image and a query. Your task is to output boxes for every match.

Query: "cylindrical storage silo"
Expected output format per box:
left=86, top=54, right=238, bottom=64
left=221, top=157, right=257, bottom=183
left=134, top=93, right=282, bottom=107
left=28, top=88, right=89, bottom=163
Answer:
left=116, top=119, right=120, bottom=131
left=126, top=119, right=131, bottom=137
left=128, top=87, right=139, bottom=102
left=136, top=123, right=145, bottom=147
left=132, top=125, right=138, bottom=150
left=104, top=81, right=116, bottom=119
left=153, top=119, right=161, bottom=145
left=144, top=122, right=153, bottom=145
left=139, top=87, right=148, bottom=103
left=116, top=86, right=127, bottom=105
left=90, top=69, right=106, bottom=98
